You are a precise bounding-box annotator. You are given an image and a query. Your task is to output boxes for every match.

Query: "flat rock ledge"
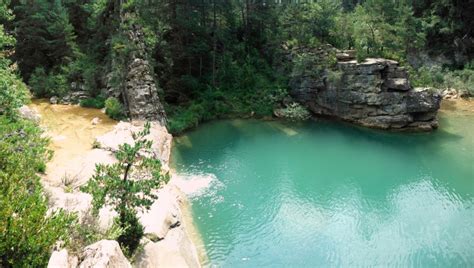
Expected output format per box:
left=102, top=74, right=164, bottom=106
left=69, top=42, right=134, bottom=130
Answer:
left=288, top=47, right=442, bottom=131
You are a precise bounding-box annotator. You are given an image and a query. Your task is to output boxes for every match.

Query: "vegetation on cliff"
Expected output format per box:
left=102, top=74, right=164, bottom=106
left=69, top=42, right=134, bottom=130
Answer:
left=4, top=0, right=472, bottom=133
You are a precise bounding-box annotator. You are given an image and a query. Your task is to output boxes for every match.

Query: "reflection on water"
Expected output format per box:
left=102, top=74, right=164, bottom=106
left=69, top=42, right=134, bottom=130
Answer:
left=172, top=100, right=474, bottom=267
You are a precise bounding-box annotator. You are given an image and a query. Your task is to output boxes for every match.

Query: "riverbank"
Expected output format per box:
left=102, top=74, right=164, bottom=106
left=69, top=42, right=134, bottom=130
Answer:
left=29, top=100, right=204, bottom=267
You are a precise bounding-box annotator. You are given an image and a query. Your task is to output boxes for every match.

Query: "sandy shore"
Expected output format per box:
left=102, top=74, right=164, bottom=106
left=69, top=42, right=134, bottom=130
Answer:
left=30, top=100, right=206, bottom=267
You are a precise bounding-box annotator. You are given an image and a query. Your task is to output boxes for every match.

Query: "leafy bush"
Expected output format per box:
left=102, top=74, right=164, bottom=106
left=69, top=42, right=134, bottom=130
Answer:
left=81, top=122, right=168, bottom=255
left=275, top=102, right=311, bottom=121
left=0, top=68, right=29, bottom=118
left=28, top=67, right=69, bottom=98
left=0, top=116, right=75, bottom=267
left=80, top=95, right=106, bottom=109
left=105, top=97, right=126, bottom=120
left=410, top=63, right=474, bottom=95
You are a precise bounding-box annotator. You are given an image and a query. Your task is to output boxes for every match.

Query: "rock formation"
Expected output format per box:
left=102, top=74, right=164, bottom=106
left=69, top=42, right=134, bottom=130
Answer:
left=79, top=240, right=131, bottom=268
left=106, top=18, right=167, bottom=125
left=287, top=47, right=442, bottom=131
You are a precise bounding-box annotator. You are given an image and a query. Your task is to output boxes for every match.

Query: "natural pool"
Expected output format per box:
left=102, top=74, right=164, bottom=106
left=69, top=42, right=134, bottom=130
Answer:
left=172, top=101, right=474, bottom=267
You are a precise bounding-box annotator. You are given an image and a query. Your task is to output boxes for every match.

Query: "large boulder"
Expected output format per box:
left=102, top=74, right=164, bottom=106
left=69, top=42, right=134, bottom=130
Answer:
left=288, top=47, right=442, bottom=131
left=79, top=240, right=131, bottom=268
left=18, top=105, right=41, bottom=123
left=48, top=249, right=70, bottom=268
left=134, top=228, right=200, bottom=268
left=139, top=185, right=182, bottom=242
left=45, top=186, right=93, bottom=221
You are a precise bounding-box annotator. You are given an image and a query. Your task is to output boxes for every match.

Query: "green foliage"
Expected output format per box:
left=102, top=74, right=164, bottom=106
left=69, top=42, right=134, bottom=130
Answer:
left=279, top=0, right=343, bottom=47
left=68, top=212, right=124, bottom=256
left=410, top=63, right=474, bottom=95
left=12, top=0, right=79, bottom=80
left=0, top=68, right=29, bottom=119
left=275, top=102, right=311, bottom=121
left=81, top=122, right=168, bottom=254
left=80, top=95, right=106, bottom=109
left=351, top=0, right=425, bottom=62
left=105, top=97, right=126, bottom=120
left=28, top=67, right=69, bottom=98
left=0, top=116, right=75, bottom=267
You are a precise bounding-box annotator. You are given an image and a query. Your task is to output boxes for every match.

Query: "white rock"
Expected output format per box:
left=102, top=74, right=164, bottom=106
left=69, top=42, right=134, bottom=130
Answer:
left=139, top=185, right=182, bottom=241
left=18, top=105, right=41, bottom=123
left=97, top=206, right=118, bottom=233
left=45, top=186, right=92, bottom=221
left=134, top=227, right=200, bottom=268
left=79, top=240, right=131, bottom=268
left=91, top=117, right=101, bottom=125
left=47, top=249, right=69, bottom=268
left=95, top=121, right=172, bottom=170
left=50, top=96, right=59, bottom=105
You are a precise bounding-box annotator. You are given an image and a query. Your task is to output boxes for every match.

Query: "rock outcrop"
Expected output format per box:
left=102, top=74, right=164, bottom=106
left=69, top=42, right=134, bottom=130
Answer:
left=78, top=240, right=131, bottom=268
left=95, top=121, right=172, bottom=172
left=135, top=185, right=201, bottom=268
left=288, top=47, right=442, bottom=131
left=18, top=105, right=41, bottom=123
left=122, top=24, right=167, bottom=124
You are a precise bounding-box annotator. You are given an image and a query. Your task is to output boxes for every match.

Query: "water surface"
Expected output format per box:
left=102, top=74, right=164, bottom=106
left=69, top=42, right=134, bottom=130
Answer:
left=172, top=101, right=474, bottom=267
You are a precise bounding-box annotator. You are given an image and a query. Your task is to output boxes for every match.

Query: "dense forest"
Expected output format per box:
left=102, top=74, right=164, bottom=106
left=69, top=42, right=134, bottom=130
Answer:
left=0, top=0, right=472, bottom=266
left=3, top=0, right=474, bottom=133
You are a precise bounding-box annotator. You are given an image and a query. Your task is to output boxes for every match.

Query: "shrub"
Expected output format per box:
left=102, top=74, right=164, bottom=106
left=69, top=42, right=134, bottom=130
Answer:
left=105, top=97, right=126, bottom=120
left=0, top=68, right=29, bottom=118
left=28, top=67, right=69, bottom=98
left=81, top=122, right=168, bottom=255
left=275, top=102, right=311, bottom=121
left=80, top=95, right=106, bottom=109
left=0, top=116, right=75, bottom=267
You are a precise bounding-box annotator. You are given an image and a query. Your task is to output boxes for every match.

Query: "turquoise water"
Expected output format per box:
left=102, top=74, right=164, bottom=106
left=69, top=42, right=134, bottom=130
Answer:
left=172, top=107, right=474, bottom=267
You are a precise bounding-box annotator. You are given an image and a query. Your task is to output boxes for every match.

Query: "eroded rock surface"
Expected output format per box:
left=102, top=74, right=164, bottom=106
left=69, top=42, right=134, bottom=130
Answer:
left=288, top=47, right=442, bottom=131
left=79, top=240, right=131, bottom=268
left=95, top=121, right=172, bottom=171
left=135, top=186, right=201, bottom=268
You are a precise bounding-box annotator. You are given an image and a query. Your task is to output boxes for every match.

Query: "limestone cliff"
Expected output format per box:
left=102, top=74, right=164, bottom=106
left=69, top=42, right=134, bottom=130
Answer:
left=287, top=47, right=442, bottom=131
left=122, top=24, right=167, bottom=125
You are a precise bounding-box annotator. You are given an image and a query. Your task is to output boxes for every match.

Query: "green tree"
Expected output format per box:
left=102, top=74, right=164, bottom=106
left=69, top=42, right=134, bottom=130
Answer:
left=81, top=122, right=168, bottom=255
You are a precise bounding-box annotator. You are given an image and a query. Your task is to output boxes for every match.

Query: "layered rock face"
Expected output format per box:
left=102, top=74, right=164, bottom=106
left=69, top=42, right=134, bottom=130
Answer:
left=122, top=25, right=167, bottom=125
left=288, top=48, right=442, bottom=131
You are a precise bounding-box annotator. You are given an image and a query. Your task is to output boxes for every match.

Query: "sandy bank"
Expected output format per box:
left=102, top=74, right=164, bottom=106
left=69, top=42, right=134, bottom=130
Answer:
left=29, top=100, right=204, bottom=267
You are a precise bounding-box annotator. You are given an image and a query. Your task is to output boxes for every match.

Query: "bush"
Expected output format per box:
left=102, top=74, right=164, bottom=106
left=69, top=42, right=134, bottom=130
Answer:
left=0, top=116, right=75, bottom=267
left=116, top=210, right=143, bottom=257
left=105, top=97, right=126, bottom=120
left=80, top=95, right=106, bottom=109
left=28, top=67, right=69, bottom=98
left=81, top=122, right=168, bottom=255
left=0, top=68, right=29, bottom=118
left=275, top=102, right=311, bottom=121
left=410, top=63, right=474, bottom=95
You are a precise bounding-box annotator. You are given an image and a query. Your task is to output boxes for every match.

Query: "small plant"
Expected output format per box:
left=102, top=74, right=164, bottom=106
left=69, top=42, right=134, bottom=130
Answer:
left=80, top=95, right=106, bottom=109
left=105, top=97, right=126, bottom=120
left=81, top=122, right=168, bottom=255
left=61, top=174, right=79, bottom=193
left=68, top=212, right=124, bottom=256
left=92, top=140, right=101, bottom=149
left=275, top=102, right=311, bottom=121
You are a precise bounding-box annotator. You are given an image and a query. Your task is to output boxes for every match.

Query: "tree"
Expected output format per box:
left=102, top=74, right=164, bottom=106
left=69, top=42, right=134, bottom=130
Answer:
left=81, top=122, right=169, bottom=255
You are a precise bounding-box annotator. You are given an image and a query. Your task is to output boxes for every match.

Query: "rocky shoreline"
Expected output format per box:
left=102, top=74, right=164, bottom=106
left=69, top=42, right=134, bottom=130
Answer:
left=26, top=102, right=202, bottom=268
